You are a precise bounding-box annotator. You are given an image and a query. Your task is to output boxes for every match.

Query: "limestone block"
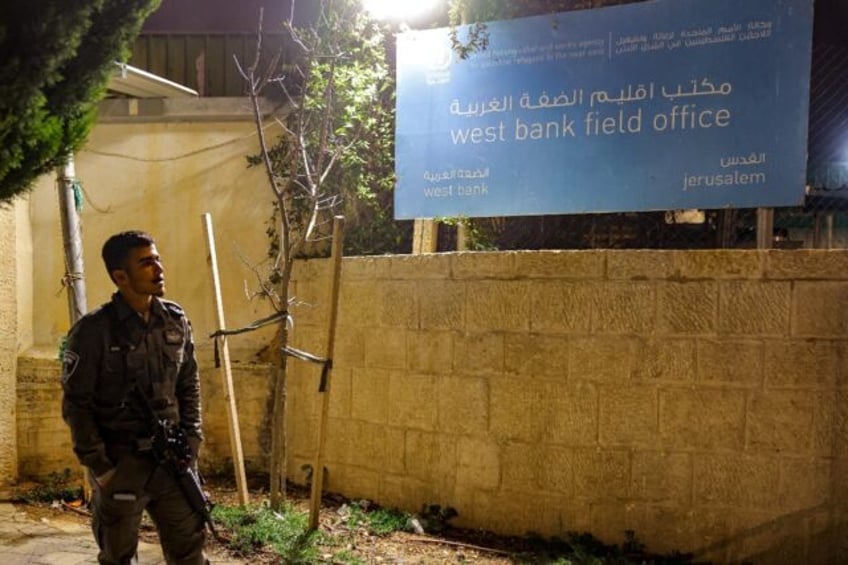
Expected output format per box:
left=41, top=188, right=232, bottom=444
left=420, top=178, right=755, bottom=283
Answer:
left=407, top=330, right=454, bottom=374
left=350, top=368, right=391, bottom=424
left=763, top=339, right=838, bottom=389
left=337, top=281, right=377, bottom=329
left=588, top=502, right=640, bottom=545
left=329, top=419, right=393, bottom=472
left=573, top=448, right=629, bottom=501
left=529, top=380, right=598, bottom=447
left=569, top=336, right=636, bottom=382
left=504, top=333, right=568, bottom=378
left=418, top=280, right=466, bottom=330
left=341, top=256, right=381, bottom=281
left=606, top=250, right=676, bottom=280
left=792, top=282, right=848, bottom=337
left=453, top=332, right=504, bottom=375
left=811, top=391, right=840, bottom=457
left=377, top=474, right=432, bottom=513
left=657, top=282, right=718, bottom=334
left=436, top=376, right=488, bottom=435
left=501, top=442, right=573, bottom=496
left=377, top=280, right=418, bottom=328
left=558, top=498, right=593, bottom=535
left=659, top=388, right=746, bottom=450
left=765, top=250, right=848, bottom=280
left=455, top=437, right=500, bottom=490
left=778, top=457, right=831, bottom=513
left=388, top=373, right=437, bottom=431
left=694, top=454, right=780, bottom=508
left=591, top=282, right=656, bottom=334
left=332, top=328, right=365, bottom=369
left=633, top=338, right=696, bottom=382
left=641, top=505, right=731, bottom=557
left=513, top=250, right=605, bottom=279
left=719, top=281, right=791, bottom=336
left=697, top=339, right=763, bottom=386
left=389, top=254, right=450, bottom=279
left=466, top=280, right=531, bottom=332
left=747, top=391, right=815, bottom=454
left=325, top=463, right=380, bottom=501
left=451, top=251, right=514, bottom=279
left=404, top=430, right=458, bottom=487
left=529, top=281, right=592, bottom=334
left=724, top=509, right=807, bottom=565
left=674, top=250, right=763, bottom=279
left=364, top=328, right=407, bottom=369
left=489, top=375, right=550, bottom=442
left=598, top=384, right=658, bottom=447
left=292, top=277, right=330, bottom=328
left=629, top=451, right=692, bottom=504
left=285, top=413, right=316, bottom=462
left=470, top=489, right=563, bottom=537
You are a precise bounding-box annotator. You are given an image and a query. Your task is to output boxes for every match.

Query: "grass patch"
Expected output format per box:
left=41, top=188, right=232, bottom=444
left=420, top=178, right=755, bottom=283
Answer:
left=211, top=503, right=320, bottom=563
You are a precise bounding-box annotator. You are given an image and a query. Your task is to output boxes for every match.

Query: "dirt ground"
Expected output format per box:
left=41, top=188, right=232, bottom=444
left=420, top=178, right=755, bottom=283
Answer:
left=14, top=478, right=530, bottom=564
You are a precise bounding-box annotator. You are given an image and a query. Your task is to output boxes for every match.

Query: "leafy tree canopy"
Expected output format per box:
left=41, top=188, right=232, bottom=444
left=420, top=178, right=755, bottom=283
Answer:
left=0, top=0, right=161, bottom=203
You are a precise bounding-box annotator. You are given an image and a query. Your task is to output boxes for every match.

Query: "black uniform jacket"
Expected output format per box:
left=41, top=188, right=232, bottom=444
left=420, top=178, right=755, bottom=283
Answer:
left=61, top=292, right=202, bottom=477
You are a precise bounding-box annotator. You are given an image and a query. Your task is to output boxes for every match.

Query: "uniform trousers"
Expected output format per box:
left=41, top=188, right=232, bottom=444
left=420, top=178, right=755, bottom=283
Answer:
left=89, top=446, right=208, bottom=565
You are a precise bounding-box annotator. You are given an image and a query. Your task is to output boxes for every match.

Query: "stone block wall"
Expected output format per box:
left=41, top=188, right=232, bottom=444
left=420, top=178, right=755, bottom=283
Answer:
left=283, top=250, right=848, bottom=564
left=13, top=249, right=848, bottom=564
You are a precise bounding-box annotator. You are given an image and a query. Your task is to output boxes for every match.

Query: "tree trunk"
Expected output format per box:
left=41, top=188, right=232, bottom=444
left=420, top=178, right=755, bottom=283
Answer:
left=269, top=289, right=290, bottom=508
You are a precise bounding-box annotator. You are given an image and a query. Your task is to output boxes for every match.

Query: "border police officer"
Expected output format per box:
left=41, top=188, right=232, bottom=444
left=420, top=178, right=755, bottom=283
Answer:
left=62, top=231, right=208, bottom=565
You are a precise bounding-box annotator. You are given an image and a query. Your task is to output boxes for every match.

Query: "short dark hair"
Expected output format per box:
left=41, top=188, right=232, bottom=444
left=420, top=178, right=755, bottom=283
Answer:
left=101, top=230, right=155, bottom=283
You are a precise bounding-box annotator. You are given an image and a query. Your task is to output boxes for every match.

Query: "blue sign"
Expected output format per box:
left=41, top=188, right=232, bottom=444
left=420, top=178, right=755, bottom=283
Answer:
left=394, top=0, right=814, bottom=219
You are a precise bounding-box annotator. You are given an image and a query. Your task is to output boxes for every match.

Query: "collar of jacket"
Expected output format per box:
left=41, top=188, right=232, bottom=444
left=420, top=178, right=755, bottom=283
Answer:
left=110, top=291, right=167, bottom=324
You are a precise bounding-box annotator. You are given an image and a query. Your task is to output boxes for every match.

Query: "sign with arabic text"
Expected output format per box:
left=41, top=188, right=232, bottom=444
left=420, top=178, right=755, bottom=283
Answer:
left=394, top=0, right=814, bottom=219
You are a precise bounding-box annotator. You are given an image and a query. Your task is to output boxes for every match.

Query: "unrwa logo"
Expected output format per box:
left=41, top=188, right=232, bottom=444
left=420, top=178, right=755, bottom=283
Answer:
left=427, top=44, right=452, bottom=71
left=425, top=44, right=452, bottom=85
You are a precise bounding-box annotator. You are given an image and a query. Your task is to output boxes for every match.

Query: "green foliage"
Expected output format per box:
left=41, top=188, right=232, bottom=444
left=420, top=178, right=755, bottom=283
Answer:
left=252, top=0, right=401, bottom=258
left=418, top=503, right=459, bottom=534
left=446, top=0, right=639, bottom=58
left=341, top=501, right=412, bottom=536
left=211, top=502, right=320, bottom=563
left=0, top=0, right=160, bottom=203
left=16, top=469, right=82, bottom=503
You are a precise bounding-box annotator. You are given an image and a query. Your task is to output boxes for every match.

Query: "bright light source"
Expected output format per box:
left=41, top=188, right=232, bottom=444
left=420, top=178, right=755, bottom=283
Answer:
left=363, top=0, right=442, bottom=22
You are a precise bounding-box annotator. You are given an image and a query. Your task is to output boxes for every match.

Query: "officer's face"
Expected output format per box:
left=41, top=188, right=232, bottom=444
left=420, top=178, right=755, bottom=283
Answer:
left=116, top=244, right=166, bottom=298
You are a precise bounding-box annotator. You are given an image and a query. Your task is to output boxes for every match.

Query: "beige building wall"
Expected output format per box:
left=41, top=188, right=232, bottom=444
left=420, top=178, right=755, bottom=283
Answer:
left=26, top=103, right=279, bottom=359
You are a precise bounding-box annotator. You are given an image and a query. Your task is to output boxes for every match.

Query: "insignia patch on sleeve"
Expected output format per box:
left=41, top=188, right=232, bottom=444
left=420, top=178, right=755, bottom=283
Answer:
left=62, top=350, right=80, bottom=382
left=164, top=329, right=183, bottom=344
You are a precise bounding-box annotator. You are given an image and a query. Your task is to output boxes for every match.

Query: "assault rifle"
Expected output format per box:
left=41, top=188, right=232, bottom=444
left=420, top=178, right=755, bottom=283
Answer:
left=132, top=386, right=223, bottom=542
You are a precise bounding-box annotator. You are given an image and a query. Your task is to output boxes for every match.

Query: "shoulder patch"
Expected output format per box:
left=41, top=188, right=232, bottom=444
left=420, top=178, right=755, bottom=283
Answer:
left=62, top=350, right=80, bottom=382
left=162, top=300, right=185, bottom=317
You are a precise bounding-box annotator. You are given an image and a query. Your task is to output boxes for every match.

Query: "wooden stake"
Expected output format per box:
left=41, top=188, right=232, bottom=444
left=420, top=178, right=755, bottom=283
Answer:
left=309, top=216, right=345, bottom=531
left=201, top=213, right=249, bottom=506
